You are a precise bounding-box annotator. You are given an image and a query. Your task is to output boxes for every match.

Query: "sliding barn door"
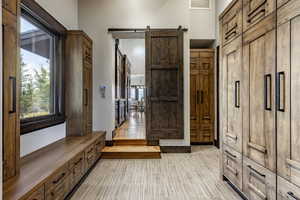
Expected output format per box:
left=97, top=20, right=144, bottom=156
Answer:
left=146, top=29, right=184, bottom=141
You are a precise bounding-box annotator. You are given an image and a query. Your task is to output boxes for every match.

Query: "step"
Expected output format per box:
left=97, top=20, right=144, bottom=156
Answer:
left=113, top=138, right=147, bottom=146
left=101, top=146, right=161, bottom=159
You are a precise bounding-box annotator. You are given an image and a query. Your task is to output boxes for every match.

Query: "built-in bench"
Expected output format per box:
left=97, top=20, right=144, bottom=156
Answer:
left=4, top=131, right=106, bottom=200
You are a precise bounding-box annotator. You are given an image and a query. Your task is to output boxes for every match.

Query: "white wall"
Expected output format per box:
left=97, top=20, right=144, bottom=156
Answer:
left=78, top=0, right=190, bottom=146
left=189, top=0, right=216, bottom=39
left=20, top=0, right=79, bottom=157
left=0, top=0, right=3, bottom=196
left=215, top=0, right=232, bottom=44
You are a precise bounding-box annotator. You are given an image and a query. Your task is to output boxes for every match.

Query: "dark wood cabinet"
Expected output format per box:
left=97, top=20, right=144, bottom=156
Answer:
left=2, top=7, right=20, bottom=181
left=190, top=49, right=214, bottom=144
left=65, top=31, right=93, bottom=136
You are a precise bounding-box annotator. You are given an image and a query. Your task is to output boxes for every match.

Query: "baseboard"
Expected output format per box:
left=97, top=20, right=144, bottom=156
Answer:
left=160, top=146, right=191, bottom=153
left=191, top=142, right=214, bottom=145
left=105, top=140, right=114, bottom=146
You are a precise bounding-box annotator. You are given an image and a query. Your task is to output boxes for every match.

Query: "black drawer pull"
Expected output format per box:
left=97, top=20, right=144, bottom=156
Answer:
left=197, top=90, right=200, bottom=104
left=52, top=172, right=66, bottom=184
left=235, top=81, right=240, bottom=108
left=84, top=89, right=88, bottom=106
left=225, top=23, right=237, bottom=36
left=247, top=8, right=266, bottom=23
left=277, top=71, right=285, bottom=112
left=264, top=74, right=272, bottom=111
left=87, top=148, right=94, bottom=154
left=9, top=76, right=17, bottom=114
left=248, top=165, right=266, bottom=178
left=74, top=158, right=83, bottom=166
left=225, top=150, right=237, bottom=159
left=287, top=192, right=300, bottom=200
left=225, top=31, right=237, bottom=40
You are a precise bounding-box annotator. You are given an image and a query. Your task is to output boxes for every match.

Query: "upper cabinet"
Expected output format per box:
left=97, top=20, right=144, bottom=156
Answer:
left=221, top=0, right=243, bottom=46
left=243, top=0, right=276, bottom=31
left=2, top=0, right=18, bottom=15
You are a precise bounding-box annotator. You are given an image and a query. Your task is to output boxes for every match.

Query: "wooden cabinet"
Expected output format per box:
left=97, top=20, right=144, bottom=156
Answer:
left=223, top=144, right=243, bottom=190
left=243, top=0, right=276, bottom=31
left=221, top=36, right=243, bottom=153
left=66, top=31, right=93, bottom=136
left=25, top=186, right=45, bottom=200
left=2, top=8, right=20, bottom=181
left=242, top=14, right=276, bottom=172
left=277, top=0, right=300, bottom=188
left=221, top=0, right=243, bottom=46
left=190, top=49, right=214, bottom=144
left=277, top=176, right=300, bottom=200
left=69, top=152, right=85, bottom=190
left=2, top=0, right=18, bottom=15
left=85, top=144, right=96, bottom=171
left=243, top=157, right=276, bottom=200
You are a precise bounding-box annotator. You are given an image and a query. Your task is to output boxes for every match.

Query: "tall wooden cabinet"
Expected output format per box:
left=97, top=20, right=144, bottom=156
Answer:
left=65, top=31, right=93, bottom=136
left=190, top=49, right=214, bottom=144
left=220, top=0, right=300, bottom=199
left=2, top=0, right=20, bottom=181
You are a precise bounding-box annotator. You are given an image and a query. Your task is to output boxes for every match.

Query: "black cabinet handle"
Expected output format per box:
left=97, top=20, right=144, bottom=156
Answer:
left=248, top=165, right=266, bottom=178
left=197, top=90, right=200, bottom=104
left=74, top=158, right=83, bottom=166
left=52, top=172, right=66, bottom=184
left=287, top=192, right=300, bottom=200
left=225, top=31, right=237, bottom=40
left=9, top=76, right=16, bottom=114
left=235, top=81, right=240, bottom=108
left=225, top=150, right=237, bottom=159
left=264, top=74, right=272, bottom=111
left=85, top=89, right=88, bottom=106
left=277, top=72, right=285, bottom=112
left=247, top=8, right=265, bottom=23
left=201, top=91, right=204, bottom=104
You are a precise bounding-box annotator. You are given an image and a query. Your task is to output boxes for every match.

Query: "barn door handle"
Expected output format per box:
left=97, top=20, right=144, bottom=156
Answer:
left=264, top=74, right=272, bottom=111
left=9, top=76, right=17, bottom=114
left=277, top=72, right=285, bottom=112
left=85, top=89, right=88, bottom=106
left=247, top=8, right=266, bottom=23
left=197, top=90, right=200, bottom=104
left=201, top=91, right=204, bottom=104
left=235, top=81, right=240, bottom=108
left=287, top=192, right=300, bottom=200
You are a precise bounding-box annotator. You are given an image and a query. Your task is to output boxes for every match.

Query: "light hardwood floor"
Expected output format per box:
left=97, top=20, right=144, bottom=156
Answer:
left=71, top=146, right=242, bottom=200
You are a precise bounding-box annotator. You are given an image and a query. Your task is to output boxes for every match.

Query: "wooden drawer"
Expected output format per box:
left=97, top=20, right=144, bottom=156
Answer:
left=45, top=165, right=70, bottom=200
left=25, top=186, right=45, bottom=200
left=69, top=152, right=85, bottom=190
left=222, top=0, right=242, bottom=46
left=243, top=157, right=276, bottom=200
left=243, top=0, right=276, bottom=32
left=95, top=136, right=105, bottom=159
left=223, top=144, right=243, bottom=190
left=85, top=144, right=96, bottom=171
left=277, top=176, right=300, bottom=200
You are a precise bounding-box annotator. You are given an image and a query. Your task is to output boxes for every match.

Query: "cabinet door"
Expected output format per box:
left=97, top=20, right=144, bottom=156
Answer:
left=243, top=15, right=276, bottom=172
left=2, top=0, right=18, bottom=16
left=190, top=70, right=200, bottom=143
left=198, top=52, right=214, bottom=143
left=277, top=0, right=300, bottom=188
left=83, top=67, right=92, bottom=135
left=2, top=9, right=19, bottom=181
left=243, top=0, right=276, bottom=31
left=222, top=36, right=243, bottom=153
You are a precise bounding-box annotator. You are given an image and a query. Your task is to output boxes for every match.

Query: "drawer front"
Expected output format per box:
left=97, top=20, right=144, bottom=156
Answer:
left=69, top=152, right=85, bottom=189
left=45, top=165, right=70, bottom=200
left=222, top=0, right=242, bottom=46
left=85, top=145, right=96, bottom=171
left=243, top=157, right=276, bottom=200
left=95, top=137, right=105, bottom=158
left=25, top=186, right=45, bottom=200
left=243, top=0, right=276, bottom=31
left=278, top=176, right=300, bottom=200
left=223, top=144, right=243, bottom=190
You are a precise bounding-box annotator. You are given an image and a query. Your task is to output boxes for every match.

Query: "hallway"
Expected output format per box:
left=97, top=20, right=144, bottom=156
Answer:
left=71, top=146, right=242, bottom=200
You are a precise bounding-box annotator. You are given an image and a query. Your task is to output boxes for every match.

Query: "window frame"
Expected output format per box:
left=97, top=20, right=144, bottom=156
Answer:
left=20, top=0, right=66, bottom=134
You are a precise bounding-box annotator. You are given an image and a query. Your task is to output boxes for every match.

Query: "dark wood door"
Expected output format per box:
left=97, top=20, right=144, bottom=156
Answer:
left=146, top=29, right=184, bottom=141
left=190, top=49, right=214, bottom=144
left=3, top=9, right=20, bottom=181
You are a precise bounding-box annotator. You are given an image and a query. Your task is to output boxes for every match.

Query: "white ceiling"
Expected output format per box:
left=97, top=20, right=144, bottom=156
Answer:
left=119, top=39, right=145, bottom=75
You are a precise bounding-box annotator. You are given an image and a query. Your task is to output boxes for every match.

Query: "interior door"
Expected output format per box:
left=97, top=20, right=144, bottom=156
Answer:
left=146, top=29, right=184, bottom=141
left=222, top=36, right=243, bottom=153
left=243, top=18, right=276, bottom=172
left=277, top=0, right=300, bottom=188
left=3, top=9, right=19, bottom=181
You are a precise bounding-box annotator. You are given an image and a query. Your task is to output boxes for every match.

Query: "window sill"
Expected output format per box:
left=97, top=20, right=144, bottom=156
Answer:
left=21, top=115, right=65, bottom=135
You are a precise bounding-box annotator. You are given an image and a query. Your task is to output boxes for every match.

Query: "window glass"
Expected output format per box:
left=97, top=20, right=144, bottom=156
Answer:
left=20, top=16, right=54, bottom=119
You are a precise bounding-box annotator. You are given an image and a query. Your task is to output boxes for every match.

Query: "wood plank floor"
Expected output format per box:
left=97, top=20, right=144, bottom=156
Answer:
left=71, top=146, right=242, bottom=200
left=114, top=112, right=146, bottom=140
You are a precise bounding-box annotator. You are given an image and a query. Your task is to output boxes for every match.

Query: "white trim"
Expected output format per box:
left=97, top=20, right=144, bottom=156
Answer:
left=189, top=0, right=211, bottom=10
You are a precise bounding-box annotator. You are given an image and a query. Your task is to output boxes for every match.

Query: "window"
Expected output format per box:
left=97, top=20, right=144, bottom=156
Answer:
left=20, top=2, right=66, bottom=134
left=190, top=0, right=211, bottom=9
